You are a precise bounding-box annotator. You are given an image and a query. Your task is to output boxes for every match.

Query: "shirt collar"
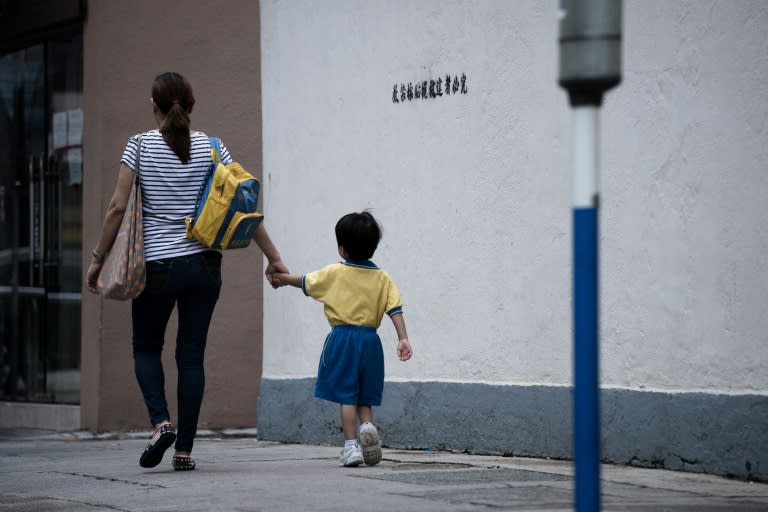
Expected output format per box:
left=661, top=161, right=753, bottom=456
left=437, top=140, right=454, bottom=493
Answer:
left=343, top=259, right=378, bottom=269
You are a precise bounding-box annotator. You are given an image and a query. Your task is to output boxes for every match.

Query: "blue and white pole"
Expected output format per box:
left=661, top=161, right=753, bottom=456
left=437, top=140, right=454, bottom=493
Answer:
left=572, top=105, right=600, bottom=511
left=558, top=1, right=621, bottom=510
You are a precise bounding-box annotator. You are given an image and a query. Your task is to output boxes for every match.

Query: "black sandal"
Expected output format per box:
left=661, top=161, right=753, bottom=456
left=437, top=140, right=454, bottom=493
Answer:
left=172, top=455, right=196, bottom=471
left=139, top=423, right=176, bottom=468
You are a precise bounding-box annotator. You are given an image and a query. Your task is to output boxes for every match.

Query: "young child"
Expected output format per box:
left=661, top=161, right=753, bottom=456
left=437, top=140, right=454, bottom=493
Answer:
left=273, top=211, right=413, bottom=467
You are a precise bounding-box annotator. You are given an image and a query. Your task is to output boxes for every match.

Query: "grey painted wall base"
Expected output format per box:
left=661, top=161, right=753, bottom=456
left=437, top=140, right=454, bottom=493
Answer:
left=257, top=379, right=767, bottom=481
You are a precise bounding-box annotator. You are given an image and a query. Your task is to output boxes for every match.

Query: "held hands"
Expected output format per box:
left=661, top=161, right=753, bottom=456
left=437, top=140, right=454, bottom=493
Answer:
left=270, top=272, right=299, bottom=289
left=270, top=273, right=288, bottom=288
left=397, top=338, right=413, bottom=361
left=264, top=260, right=289, bottom=289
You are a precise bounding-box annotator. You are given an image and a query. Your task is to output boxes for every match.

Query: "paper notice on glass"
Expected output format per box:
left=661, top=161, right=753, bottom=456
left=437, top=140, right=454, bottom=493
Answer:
left=68, top=147, right=83, bottom=185
left=53, top=112, right=67, bottom=150
left=67, top=109, right=83, bottom=146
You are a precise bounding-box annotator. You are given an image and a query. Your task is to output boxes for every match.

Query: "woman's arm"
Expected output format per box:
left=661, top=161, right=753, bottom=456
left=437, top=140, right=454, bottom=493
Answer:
left=85, top=164, right=136, bottom=294
left=253, top=223, right=289, bottom=287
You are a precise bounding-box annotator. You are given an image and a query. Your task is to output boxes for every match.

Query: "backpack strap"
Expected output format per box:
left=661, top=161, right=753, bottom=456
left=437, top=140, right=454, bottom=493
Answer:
left=190, top=137, right=222, bottom=226
left=209, top=136, right=223, bottom=164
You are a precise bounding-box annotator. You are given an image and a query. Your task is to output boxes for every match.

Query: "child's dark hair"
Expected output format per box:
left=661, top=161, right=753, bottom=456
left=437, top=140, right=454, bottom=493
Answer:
left=335, top=211, right=382, bottom=260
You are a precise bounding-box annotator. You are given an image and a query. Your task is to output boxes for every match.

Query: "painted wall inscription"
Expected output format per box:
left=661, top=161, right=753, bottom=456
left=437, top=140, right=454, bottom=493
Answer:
left=392, top=73, right=468, bottom=103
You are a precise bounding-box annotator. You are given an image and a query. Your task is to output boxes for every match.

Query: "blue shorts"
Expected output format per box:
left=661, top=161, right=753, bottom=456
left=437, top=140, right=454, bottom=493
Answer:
left=314, top=325, right=384, bottom=406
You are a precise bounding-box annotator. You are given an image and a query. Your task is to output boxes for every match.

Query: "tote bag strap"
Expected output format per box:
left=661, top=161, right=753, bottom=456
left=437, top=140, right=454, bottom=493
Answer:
left=134, top=134, right=143, bottom=187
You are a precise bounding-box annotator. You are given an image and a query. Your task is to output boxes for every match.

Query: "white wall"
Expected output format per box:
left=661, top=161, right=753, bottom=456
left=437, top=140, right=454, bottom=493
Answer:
left=261, top=0, right=768, bottom=395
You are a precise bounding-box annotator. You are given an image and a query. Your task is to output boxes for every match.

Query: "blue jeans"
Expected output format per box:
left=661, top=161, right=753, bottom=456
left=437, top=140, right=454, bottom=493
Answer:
left=132, top=251, right=222, bottom=453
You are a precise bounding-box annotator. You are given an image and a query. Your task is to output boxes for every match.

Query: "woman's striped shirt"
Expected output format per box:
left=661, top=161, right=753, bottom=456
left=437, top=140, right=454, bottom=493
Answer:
left=120, top=129, right=233, bottom=261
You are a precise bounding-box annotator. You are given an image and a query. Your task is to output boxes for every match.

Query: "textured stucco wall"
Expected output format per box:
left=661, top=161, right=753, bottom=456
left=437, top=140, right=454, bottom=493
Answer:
left=601, top=0, right=768, bottom=394
left=261, top=0, right=768, bottom=395
left=258, top=0, right=768, bottom=479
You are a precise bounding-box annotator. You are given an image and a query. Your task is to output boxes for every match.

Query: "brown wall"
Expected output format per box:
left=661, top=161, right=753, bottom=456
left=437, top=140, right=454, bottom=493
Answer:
left=81, top=1, right=264, bottom=431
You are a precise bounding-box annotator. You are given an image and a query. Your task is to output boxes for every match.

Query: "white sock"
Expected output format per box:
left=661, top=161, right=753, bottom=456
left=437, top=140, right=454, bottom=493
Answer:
left=344, top=439, right=357, bottom=449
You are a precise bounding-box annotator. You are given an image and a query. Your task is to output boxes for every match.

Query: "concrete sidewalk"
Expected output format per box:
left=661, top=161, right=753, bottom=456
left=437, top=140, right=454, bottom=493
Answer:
left=1, top=429, right=766, bottom=511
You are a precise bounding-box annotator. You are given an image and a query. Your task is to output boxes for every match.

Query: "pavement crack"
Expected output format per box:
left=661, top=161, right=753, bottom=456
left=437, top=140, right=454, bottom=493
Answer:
left=44, top=470, right=167, bottom=488
left=384, top=457, right=474, bottom=467
left=17, top=496, right=133, bottom=512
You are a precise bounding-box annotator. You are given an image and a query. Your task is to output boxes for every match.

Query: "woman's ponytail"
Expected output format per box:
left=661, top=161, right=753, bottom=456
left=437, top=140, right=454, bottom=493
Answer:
left=151, top=73, right=196, bottom=164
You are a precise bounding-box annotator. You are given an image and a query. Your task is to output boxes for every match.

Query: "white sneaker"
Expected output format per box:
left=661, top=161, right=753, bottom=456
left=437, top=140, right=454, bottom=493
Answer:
left=358, top=422, right=382, bottom=466
left=339, top=443, right=364, bottom=467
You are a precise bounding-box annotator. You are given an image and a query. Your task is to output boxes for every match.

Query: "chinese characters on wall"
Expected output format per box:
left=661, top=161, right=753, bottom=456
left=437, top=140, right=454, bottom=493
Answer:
left=392, top=73, right=468, bottom=104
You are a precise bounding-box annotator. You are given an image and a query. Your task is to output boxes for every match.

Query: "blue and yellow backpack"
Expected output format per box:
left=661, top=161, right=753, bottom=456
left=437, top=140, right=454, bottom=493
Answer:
left=185, top=137, right=264, bottom=249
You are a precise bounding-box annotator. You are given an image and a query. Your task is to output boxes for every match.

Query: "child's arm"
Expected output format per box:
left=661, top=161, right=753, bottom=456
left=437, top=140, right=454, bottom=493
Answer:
left=390, top=313, right=413, bottom=361
left=272, top=273, right=302, bottom=289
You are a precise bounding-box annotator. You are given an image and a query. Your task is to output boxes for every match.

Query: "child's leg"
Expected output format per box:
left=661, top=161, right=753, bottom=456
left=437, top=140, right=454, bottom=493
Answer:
left=357, top=405, right=382, bottom=466
left=357, top=405, right=373, bottom=424
left=339, top=404, right=364, bottom=466
left=340, top=404, right=360, bottom=441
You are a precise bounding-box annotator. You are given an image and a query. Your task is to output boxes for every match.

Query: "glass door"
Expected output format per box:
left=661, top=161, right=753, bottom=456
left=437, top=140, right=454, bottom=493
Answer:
left=0, top=31, right=83, bottom=403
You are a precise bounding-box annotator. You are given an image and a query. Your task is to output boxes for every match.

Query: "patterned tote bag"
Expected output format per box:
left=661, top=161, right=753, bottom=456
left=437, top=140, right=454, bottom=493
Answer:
left=98, top=136, right=146, bottom=300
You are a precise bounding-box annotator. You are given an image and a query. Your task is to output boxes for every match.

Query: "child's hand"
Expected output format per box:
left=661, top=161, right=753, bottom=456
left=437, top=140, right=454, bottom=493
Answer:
left=269, top=272, right=301, bottom=289
left=271, top=273, right=288, bottom=288
left=397, top=338, right=413, bottom=361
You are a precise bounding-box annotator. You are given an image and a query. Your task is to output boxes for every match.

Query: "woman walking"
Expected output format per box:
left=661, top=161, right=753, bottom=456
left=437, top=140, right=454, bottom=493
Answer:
left=85, top=72, right=287, bottom=471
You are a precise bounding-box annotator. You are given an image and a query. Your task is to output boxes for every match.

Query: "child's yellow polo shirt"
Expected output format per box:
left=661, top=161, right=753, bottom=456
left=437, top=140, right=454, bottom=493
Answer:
left=301, top=260, right=403, bottom=328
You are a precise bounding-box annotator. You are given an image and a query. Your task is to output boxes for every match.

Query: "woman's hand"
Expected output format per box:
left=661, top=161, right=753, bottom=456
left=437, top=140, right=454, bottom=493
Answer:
left=85, top=260, right=103, bottom=294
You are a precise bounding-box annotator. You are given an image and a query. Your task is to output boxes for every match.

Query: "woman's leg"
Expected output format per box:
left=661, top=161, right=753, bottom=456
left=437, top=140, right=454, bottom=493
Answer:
left=173, top=252, right=221, bottom=455
left=132, top=260, right=177, bottom=427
